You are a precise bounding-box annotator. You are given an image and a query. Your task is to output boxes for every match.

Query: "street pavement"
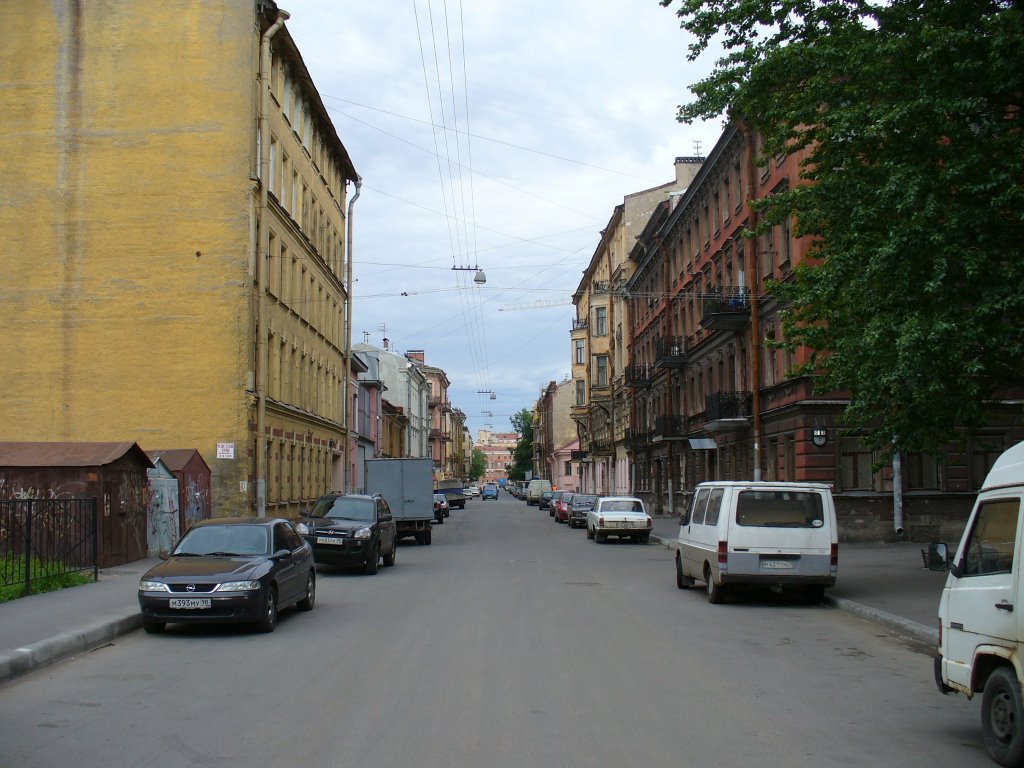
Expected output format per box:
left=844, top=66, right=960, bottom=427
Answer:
left=0, top=517, right=948, bottom=685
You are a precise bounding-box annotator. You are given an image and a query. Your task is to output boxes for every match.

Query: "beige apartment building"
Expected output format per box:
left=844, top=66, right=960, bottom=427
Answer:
left=571, top=158, right=703, bottom=495
left=0, top=2, right=359, bottom=515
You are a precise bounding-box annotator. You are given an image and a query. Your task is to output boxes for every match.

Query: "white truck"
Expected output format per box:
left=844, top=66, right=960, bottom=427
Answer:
left=932, top=440, right=1024, bottom=767
left=365, top=458, right=435, bottom=546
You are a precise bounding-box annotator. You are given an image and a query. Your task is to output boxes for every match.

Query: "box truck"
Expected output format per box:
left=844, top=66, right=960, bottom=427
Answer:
left=365, top=458, right=435, bottom=545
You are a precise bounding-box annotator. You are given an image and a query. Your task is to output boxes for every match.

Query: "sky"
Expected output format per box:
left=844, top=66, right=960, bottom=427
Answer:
left=283, top=0, right=726, bottom=441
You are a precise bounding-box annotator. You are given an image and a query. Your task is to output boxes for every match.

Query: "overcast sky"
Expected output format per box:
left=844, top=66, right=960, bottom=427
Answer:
left=283, top=0, right=725, bottom=440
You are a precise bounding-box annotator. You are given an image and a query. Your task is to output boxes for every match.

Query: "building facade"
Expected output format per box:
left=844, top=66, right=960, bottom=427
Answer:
left=0, top=2, right=359, bottom=517
left=476, top=430, right=518, bottom=485
left=571, top=158, right=704, bottom=495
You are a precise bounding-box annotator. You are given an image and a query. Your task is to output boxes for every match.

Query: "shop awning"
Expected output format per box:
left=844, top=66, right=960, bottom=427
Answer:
left=689, top=438, right=717, bottom=450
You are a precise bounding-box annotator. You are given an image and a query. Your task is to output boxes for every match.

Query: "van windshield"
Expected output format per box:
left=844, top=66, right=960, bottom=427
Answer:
left=735, top=490, right=824, bottom=528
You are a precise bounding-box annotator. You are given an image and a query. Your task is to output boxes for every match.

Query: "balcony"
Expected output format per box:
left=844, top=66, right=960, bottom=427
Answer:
left=653, top=415, right=687, bottom=440
left=700, top=287, right=751, bottom=332
left=429, top=428, right=444, bottom=440
left=572, top=319, right=589, bottom=331
left=623, top=363, right=653, bottom=388
left=654, top=336, right=687, bottom=369
left=625, top=427, right=653, bottom=450
left=703, top=391, right=753, bottom=433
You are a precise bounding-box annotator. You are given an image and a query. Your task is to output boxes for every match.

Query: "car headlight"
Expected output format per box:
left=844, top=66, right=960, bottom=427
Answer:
left=216, top=580, right=262, bottom=592
left=295, top=522, right=309, bottom=535
left=354, top=526, right=372, bottom=540
left=139, top=580, right=170, bottom=592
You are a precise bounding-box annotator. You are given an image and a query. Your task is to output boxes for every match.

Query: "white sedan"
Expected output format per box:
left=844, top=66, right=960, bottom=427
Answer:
left=586, top=496, right=652, bottom=543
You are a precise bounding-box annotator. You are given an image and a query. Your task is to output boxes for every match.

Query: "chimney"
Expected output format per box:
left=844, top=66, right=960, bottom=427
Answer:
left=406, top=349, right=425, bottom=366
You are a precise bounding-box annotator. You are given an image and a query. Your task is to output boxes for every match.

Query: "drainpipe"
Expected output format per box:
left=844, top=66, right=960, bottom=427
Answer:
left=256, top=8, right=289, bottom=516
left=738, top=120, right=763, bottom=481
left=341, top=176, right=363, bottom=493
left=892, top=445, right=905, bottom=535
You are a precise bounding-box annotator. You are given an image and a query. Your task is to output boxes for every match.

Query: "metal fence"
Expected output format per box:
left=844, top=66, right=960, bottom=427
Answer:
left=0, top=498, right=98, bottom=593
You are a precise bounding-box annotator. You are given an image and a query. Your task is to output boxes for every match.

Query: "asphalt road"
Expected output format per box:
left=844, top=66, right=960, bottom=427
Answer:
left=0, top=495, right=990, bottom=768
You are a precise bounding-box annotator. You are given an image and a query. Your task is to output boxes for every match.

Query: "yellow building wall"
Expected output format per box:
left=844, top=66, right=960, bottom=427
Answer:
left=0, top=3, right=258, bottom=513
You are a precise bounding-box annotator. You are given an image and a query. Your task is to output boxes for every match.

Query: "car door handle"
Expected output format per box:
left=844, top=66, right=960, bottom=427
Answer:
left=996, top=602, right=1014, bottom=612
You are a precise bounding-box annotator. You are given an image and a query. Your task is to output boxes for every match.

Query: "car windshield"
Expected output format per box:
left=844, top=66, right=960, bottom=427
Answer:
left=174, top=524, right=269, bottom=557
left=602, top=499, right=644, bottom=513
left=735, top=490, right=825, bottom=528
left=308, top=496, right=375, bottom=522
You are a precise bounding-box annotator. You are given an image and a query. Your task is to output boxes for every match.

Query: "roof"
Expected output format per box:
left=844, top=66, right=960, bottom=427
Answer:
left=146, top=449, right=210, bottom=473
left=984, top=441, right=1024, bottom=490
left=0, top=442, right=153, bottom=469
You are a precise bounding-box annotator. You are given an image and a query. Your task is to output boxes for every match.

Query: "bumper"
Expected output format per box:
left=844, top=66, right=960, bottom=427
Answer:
left=933, top=655, right=956, bottom=694
left=139, top=590, right=267, bottom=625
left=595, top=525, right=651, bottom=537
left=720, top=552, right=836, bottom=586
left=306, top=539, right=375, bottom=566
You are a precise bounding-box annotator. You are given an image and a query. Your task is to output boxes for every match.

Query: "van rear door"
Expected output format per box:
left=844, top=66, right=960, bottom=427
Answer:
left=941, top=492, right=1022, bottom=691
left=727, top=487, right=834, bottom=576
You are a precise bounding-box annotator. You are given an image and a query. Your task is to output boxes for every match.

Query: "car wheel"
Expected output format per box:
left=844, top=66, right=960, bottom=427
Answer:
left=586, top=525, right=594, bottom=540
left=424, top=530, right=432, bottom=545
left=383, top=542, right=396, bottom=567
left=637, top=534, right=650, bottom=544
left=435, top=514, right=444, bottom=524
left=143, top=617, right=165, bottom=634
left=595, top=531, right=606, bottom=543
left=676, top=554, right=694, bottom=589
left=705, top=565, right=725, bottom=605
left=364, top=544, right=380, bottom=575
left=256, top=587, right=278, bottom=633
left=983, top=667, right=1024, bottom=767
left=297, top=572, right=316, bottom=611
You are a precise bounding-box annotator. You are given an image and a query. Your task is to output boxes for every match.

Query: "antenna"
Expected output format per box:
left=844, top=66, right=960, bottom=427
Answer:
left=693, top=140, right=703, bottom=158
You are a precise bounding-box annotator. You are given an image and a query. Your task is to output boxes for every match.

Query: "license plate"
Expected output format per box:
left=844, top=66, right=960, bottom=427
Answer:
left=169, top=598, right=211, bottom=609
left=762, top=560, right=795, bottom=569
left=317, top=536, right=344, bottom=545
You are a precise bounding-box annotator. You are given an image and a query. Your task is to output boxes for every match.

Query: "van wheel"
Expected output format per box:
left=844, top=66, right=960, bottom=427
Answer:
left=675, top=554, right=693, bottom=590
left=982, top=667, right=1024, bottom=767
left=803, top=585, right=825, bottom=605
left=705, top=565, right=725, bottom=604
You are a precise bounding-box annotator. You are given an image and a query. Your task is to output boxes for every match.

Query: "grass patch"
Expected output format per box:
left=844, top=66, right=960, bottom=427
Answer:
left=0, top=556, right=94, bottom=603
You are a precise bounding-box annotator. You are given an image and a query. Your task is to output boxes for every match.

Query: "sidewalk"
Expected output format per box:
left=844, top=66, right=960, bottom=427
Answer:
left=0, top=526, right=947, bottom=685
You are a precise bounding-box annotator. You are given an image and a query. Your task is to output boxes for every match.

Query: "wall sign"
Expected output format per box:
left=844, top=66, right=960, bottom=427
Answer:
left=217, top=442, right=236, bottom=459
left=812, top=428, right=828, bottom=448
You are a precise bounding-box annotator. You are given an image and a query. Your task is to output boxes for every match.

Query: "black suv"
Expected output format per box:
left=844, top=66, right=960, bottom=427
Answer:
left=296, top=494, right=397, bottom=574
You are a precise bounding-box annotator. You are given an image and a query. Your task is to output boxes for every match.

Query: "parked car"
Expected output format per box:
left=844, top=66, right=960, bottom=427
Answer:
left=138, top=517, right=315, bottom=634
left=466, top=485, right=480, bottom=497
left=481, top=483, right=499, bottom=500
left=295, top=493, right=398, bottom=574
left=538, top=490, right=554, bottom=510
left=547, top=490, right=564, bottom=517
left=554, top=492, right=576, bottom=524
left=568, top=494, right=598, bottom=529
left=674, top=481, right=838, bottom=604
left=931, top=440, right=1024, bottom=766
left=433, top=493, right=450, bottom=522
left=586, top=496, right=652, bottom=544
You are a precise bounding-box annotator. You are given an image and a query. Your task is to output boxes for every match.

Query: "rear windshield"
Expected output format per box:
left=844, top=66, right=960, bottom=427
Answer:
left=735, top=490, right=825, bottom=528
left=602, top=499, right=644, bottom=513
left=572, top=495, right=598, bottom=507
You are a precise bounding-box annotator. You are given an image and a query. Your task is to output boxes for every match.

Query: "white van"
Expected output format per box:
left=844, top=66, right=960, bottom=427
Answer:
left=932, top=441, right=1024, bottom=767
left=674, top=481, right=838, bottom=604
left=526, top=478, right=552, bottom=506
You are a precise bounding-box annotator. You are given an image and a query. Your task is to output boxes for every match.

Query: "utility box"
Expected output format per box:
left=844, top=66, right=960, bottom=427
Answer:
left=365, top=458, right=435, bottom=545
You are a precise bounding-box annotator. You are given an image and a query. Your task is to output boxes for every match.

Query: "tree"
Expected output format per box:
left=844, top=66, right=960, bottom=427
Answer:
left=662, top=0, right=1024, bottom=458
left=506, top=408, right=534, bottom=481
left=470, top=447, right=487, bottom=482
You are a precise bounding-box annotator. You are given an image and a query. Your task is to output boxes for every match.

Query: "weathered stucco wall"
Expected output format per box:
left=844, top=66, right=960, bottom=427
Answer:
left=0, top=3, right=257, bottom=513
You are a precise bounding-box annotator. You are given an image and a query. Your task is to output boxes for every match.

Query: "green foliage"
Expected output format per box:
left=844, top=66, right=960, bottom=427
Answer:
left=663, top=0, right=1024, bottom=456
left=0, top=556, right=94, bottom=603
left=469, top=447, right=487, bottom=481
left=507, top=408, right=534, bottom=480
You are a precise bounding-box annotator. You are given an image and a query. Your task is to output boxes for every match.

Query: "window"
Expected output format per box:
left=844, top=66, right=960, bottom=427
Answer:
left=594, top=306, right=608, bottom=336
left=575, top=380, right=586, bottom=406
left=595, top=355, right=609, bottom=387
left=565, top=461, right=572, bottom=475
left=705, top=488, right=724, bottom=526
left=690, top=487, right=710, bottom=525
left=960, top=498, right=1020, bottom=577
left=840, top=437, right=875, bottom=490
left=574, top=338, right=585, bottom=365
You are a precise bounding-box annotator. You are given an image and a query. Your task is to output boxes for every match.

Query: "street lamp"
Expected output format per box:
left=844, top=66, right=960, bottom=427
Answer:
left=452, top=264, right=486, bottom=285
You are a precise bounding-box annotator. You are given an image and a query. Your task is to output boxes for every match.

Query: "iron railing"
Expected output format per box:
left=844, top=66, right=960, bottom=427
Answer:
left=0, top=498, right=98, bottom=595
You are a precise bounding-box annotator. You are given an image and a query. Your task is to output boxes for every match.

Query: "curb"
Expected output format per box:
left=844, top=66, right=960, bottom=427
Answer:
left=650, top=534, right=938, bottom=649
left=0, top=612, right=141, bottom=685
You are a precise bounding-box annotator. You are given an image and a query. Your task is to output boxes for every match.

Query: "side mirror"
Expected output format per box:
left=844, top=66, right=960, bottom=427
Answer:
left=925, top=542, right=952, bottom=572
left=270, top=548, right=292, bottom=561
